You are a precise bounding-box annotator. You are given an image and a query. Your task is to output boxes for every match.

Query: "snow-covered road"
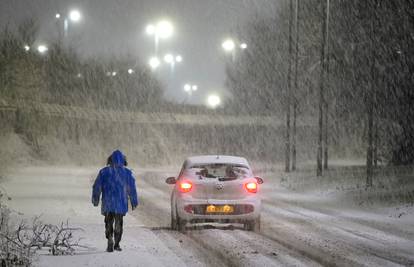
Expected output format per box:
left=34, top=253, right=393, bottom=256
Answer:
left=2, top=166, right=414, bottom=266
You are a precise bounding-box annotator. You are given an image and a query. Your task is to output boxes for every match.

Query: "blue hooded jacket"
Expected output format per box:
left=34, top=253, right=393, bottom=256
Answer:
left=92, top=150, right=138, bottom=215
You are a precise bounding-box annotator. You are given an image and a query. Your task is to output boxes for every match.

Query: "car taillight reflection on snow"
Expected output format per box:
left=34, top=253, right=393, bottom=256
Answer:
left=179, top=181, right=192, bottom=193
left=245, top=182, right=258, bottom=193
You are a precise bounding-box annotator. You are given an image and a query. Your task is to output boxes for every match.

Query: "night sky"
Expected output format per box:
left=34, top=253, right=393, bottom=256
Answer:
left=0, top=0, right=277, bottom=104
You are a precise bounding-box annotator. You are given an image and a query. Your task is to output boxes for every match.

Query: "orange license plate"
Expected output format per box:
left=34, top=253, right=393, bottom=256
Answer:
left=206, top=205, right=234, bottom=213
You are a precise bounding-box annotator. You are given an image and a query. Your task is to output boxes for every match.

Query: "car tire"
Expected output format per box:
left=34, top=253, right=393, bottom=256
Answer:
left=245, top=217, right=260, bottom=232
left=177, top=215, right=186, bottom=232
left=171, top=214, right=178, bottom=230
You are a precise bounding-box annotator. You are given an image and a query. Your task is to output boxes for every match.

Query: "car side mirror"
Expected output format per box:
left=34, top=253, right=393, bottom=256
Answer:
left=165, top=177, right=176, bottom=184
left=255, top=176, right=264, bottom=184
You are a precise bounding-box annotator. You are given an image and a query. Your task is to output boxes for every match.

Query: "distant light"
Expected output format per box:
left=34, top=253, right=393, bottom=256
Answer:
left=146, top=24, right=155, bottom=35
left=192, top=85, right=198, bottom=91
left=157, top=20, right=173, bottom=39
left=128, top=68, right=134, bottom=74
left=149, top=57, right=160, bottom=69
left=175, top=55, right=183, bottom=62
left=184, top=84, right=191, bottom=92
left=77, top=73, right=82, bottom=78
left=37, top=45, right=48, bottom=54
left=222, top=39, right=235, bottom=52
left=112, top=71, right=117, bottom=76
left=207, top=94, right=221, bottom=108
left=55, top=13, right=61, bottom=19
left=69, top=10, right=81, bottom=22
left=24, top=45, right=30, bottom=51
left=164, top=54, right=174, bottom=63
left=240, top=43, right=247, bottom=49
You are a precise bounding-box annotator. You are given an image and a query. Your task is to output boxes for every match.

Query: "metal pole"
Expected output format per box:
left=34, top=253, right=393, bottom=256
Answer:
left=292, top=0, right=300, bottom=171
left=317, top=0, right=327, bottom=176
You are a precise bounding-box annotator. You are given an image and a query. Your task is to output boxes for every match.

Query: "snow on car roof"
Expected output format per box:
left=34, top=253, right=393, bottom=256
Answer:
left=185, top=155, right=250, bottom=168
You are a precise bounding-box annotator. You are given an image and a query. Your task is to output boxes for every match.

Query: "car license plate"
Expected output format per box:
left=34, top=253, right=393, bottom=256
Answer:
left=206, top=205, right=234, bottom=213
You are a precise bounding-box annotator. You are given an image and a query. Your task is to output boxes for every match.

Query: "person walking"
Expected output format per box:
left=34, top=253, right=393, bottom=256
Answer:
left=92, top=150, right=138, bottom=252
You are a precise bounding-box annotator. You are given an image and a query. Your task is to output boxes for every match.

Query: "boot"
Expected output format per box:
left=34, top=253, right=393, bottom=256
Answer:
left=106, top=237, right=114, bottom=252
left=114, top=233, right=122, bottom=251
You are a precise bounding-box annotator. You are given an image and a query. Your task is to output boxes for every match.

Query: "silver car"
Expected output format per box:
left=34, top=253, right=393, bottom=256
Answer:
left=166, top=155, right=263, bottom=232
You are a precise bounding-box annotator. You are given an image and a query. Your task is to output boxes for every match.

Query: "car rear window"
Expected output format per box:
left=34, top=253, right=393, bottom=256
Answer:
left=190, top=163, right=251, bottom=179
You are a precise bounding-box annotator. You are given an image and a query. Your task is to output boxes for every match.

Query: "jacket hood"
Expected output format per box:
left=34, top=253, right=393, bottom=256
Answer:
left=110, top=150, right=126, bottom=167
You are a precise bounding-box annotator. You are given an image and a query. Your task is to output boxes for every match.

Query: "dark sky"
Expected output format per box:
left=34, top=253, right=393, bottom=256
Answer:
left=0, top=0, right=277, bottom=104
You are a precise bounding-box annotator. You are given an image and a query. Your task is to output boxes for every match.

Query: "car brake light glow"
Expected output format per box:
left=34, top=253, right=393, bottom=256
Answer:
left=179, top=181, right=193, bottom=193
left=245, top=182, right=258, bottom=193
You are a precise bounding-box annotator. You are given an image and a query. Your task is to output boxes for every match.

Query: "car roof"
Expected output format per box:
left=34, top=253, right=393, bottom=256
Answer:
left=184, top=155, right=250, bottom=168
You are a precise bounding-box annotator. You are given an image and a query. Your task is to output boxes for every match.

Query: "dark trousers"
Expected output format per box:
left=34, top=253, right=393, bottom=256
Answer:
left=104, top=213, right=124, bottom=245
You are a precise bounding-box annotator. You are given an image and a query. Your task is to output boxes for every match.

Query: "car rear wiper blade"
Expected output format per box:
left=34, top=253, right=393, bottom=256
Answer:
left=218, top=177, right=237, bottom=181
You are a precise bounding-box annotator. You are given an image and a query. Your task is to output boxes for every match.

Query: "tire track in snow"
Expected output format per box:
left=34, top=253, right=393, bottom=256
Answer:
left=261, top=200, right=414, bottom=266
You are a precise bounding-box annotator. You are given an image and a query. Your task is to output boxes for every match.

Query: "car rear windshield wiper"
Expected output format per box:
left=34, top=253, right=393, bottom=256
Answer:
left=218, top=176, right=238, bottom=181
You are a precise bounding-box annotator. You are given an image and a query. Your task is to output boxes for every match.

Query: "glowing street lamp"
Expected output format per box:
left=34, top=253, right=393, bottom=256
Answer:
left=164, top=54, right=174, bottom=64
left=37, top=45, right=48, bottom=54
left=164, top=53, right=182, bottom=72
left=156, top=20, right=173, bottom=39
left=207, top=94, right=221, bottom=108
left=184, top=84, right=191, bottom=92
left=24, top=45, right=30, bottom=51
left=149, top=57, right=161, bottom=70
left=69, top=10, right=81, bottom=22
left=128, top=68, right=134, bottom=74
left=184, top=83, right=198, bottom=96
left=222, top=39, right=235, bottom=52
left=240, top=43, right=248, bottom=49
left=146, top=20, right=174, bottom=54
left=56, top=9, right=82, bottom=38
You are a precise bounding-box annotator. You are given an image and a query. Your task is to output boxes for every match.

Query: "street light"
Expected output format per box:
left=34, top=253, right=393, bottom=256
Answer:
left=37, top=45, right=48, bottom=54
left=149, top=57, right=161, bottom=70
left=128, top=68, right=134, bottom=74
left=240, top=43, right=248, bottom=49
left=69, top=10, right=81, bottom=22
left=156, top=20, right=173, bottom=39
left=164, top=54, right=174, bottom=64
left=222, top=39, right=235, bottom=52
left=56, top=9, right=82, bottom=39
left=164, top=53, right=182, bottom=72
left=184, top=83, right=198, bottom=98
left=207, top=94, right=221, bottom=108
left=146, top=20, right=174, bottom=54
left=24, top=45, right=30, bottom=51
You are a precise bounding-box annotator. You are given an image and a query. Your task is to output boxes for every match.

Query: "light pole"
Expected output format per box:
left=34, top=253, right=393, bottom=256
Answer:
left=221, top=38, right=247, bottom=61
left=164, top=53, right=183, bottom=73
left=184, top=83, right=198, bottom=95
left=146, top=20, right=174, bottom=55
left=55, top=9, right=82, bottom=40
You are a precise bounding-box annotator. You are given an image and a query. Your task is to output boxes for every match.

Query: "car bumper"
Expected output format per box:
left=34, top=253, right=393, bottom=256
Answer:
left=176, top=197, right=261, bottom=222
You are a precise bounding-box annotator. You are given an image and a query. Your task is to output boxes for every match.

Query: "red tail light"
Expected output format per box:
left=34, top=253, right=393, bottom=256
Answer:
left=179, top=181, right=193, bottom=193
left=245, top=182, right=258, bottom=193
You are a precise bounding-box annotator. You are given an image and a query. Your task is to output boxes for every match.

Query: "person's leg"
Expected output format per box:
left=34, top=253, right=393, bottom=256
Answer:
left=113, top=214, right=124, bottom=251
left=104, top=213, right=115, bottom=252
